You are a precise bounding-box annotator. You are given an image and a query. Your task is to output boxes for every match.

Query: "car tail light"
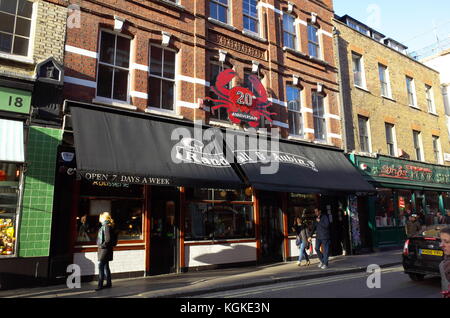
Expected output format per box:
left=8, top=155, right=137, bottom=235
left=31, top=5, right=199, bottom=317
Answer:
left=424, top=237, right=437, bottom=241
left=403, top=239, right=410, bottom=256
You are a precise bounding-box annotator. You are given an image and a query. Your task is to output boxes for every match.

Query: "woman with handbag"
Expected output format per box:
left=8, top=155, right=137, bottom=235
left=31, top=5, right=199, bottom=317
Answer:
left=96, top=212, right=115, bottom=291
left=292, top=217, right=311, bottom=267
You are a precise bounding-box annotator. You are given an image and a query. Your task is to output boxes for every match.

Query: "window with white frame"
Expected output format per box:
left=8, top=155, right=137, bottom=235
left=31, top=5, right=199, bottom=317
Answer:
left=209, top=63, right=229, bottom=121
left=426, top=85, right=436, bottom=113
left=358, top=115, right=371, bottom=153
left=243, top=0, right=258, bottom=34
left=352, top=52, right=365, bottom=88
left=405, top=76, right=417, bottom=107
left=283, top=13, right=296, bottom=50
left=312, top=91, right=326, bottom=141
left=308, top=24, right=320, bottom=58
left=287, top=86, right=303, bottom=137
left=97, top=31, right=131, bottom=102
left=385, top=123, right=396, bottom=156
left=378, top=64, right=390, bottom=98
left=413, top=130, right=423, bottom=161
left=432, top=135, right=443, bottom=164
left=149, top=45, right=176, bottom=111
left=210, top=0, right=228, bottom=24
left=0, top=0, right=33, bottom=56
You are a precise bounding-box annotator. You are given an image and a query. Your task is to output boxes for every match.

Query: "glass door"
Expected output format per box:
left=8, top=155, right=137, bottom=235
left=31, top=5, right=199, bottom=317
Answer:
left=149, top=187, right=179, bottom=275
left=259, top=192, right=284, bottom=263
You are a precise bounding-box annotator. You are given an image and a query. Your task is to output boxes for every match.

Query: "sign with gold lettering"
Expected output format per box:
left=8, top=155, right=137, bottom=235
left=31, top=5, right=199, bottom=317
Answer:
left=210, top=33, right=265, bottom=59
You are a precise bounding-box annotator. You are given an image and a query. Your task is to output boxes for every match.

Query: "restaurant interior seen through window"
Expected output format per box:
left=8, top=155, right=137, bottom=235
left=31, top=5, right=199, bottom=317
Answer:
left=0, top=163, right=21, bottom=256
left=287, top=193, right=317, bottom=235
left=185, top=188, right=254, bottom=241
left=375, top=189, right=396, bottom=227
left=76, top=180, right=144, bottom=244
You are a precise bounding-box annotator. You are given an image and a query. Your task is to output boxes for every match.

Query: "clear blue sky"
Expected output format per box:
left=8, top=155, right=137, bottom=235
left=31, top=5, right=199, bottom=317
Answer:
left=333, top=0, right=450, bottom=57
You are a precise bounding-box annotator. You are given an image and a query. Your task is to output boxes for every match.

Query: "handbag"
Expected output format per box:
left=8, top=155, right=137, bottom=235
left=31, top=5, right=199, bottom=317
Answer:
left=295, top=236, right=301, bottom=246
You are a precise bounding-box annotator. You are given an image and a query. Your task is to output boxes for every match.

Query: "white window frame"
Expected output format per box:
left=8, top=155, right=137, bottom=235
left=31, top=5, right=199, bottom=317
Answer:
left=148, top=44, right=177, bottom=113
left=243, top=0, right=259, bottom=35
left=210, top=0, right=229, bottom=24
left=378, top=64, right=392, bottom=98
left=358, top=115, right=372, bottom=153
left=412, top=130, right=423, bottom=161
left=312, top=91, right=327, bottom=141
left=385, top=123, right=397, bottom=157
left=307, top=23, right=320, bottom=59
left=426, top=84, right=436, bottom=114
left=432, top=135, right=443, bottom=164
left=352, top=52, right=366, bottom=89
left=0, top=0, right=37, bottom=62
left=95, top=29, right=132, bottom=105
left=209, top=62, right=230, bottom=122
left=406, top=76, right=417, bottom=108
left=283, top=13, right=297, bottom=50
left=287, top=85, right=303, bottom=138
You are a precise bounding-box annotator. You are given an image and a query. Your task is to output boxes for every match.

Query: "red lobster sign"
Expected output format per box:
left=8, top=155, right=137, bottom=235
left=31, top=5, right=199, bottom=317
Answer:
left=205, top=69, right=276, bottom=128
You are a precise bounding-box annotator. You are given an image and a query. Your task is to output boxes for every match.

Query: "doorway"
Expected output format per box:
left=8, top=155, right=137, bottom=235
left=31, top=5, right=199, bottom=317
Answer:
left=259, top=192, right=284, bottom=263
left=149, top=187, right=179, bottom=275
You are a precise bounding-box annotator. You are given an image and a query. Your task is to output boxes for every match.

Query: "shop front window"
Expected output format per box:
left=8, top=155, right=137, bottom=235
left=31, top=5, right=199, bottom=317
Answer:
left=424, top=191, right=440, bottom=226
left=397, top=190, right=413, bottom=227
left=0, top=163, right=21, bottom=256
left=287, top=193, right=317, bottom=235
left=75, top=180, right=144, bottom=244
left=185, top=188, right=254, bottom=241
left=375, top=189, right=395, bottom=228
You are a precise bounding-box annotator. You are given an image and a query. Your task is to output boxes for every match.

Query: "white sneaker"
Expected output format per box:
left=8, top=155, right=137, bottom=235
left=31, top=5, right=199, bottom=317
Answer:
left=318, top=262, right=323, bottom=268
left=296, top=261, right=301, bottom=266
left=321, top=265, right=329, bottom=269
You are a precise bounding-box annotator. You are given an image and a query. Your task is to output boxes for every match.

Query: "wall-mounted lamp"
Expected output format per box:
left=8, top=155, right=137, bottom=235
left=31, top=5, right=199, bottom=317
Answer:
left=219, top=49, right=228, bottom=63
left=162, top=31, right=172, bottom=47
left=252, top=61, right=260, bottom=73
left=311, top=12, right=318, bottom=24
left=287, top=2, right=294, bottom=13
left=317, top=82, right=323, bottom=93
left=292, top=74, right=300, bottom=86
left=114, top=16, right=125, bottom=32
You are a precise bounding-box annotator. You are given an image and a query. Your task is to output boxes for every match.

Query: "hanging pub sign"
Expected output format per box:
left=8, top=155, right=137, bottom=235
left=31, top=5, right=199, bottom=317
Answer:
left=204, top=69, right=276, bottom=128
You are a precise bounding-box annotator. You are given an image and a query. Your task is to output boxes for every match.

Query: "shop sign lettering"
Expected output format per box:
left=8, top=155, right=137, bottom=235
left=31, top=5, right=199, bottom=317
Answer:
left=174, top=137, right=231, bottom=168
left=212, top=33, right=265, bottom=59
left=235, top=150, right=319, bottom=172
left=82, top=172, right=172, bottom=186
left=367, top=160, right=450, bottom=185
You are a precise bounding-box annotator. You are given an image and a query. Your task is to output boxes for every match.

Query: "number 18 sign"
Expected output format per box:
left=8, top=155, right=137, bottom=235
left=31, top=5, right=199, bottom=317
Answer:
left=0, top=86, right=32, bottom=115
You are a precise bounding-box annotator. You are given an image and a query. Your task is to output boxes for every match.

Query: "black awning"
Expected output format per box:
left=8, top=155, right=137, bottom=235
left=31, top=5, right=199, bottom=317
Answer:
left=70, top=105, right=244, bottom=188
left=225, top=130, right=375, bottom=193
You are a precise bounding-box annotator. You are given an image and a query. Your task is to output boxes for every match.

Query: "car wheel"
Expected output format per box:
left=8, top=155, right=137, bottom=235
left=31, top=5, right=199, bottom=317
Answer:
left=408, top=273, right=425, bottom=281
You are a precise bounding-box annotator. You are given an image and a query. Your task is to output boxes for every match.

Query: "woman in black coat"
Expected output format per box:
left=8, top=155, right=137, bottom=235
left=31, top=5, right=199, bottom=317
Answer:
left=96, top=212, right=115, bottom=291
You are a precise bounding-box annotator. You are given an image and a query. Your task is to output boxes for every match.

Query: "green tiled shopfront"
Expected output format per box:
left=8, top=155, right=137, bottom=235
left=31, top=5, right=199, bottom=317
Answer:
left=19, top=127, right=62, bottom=258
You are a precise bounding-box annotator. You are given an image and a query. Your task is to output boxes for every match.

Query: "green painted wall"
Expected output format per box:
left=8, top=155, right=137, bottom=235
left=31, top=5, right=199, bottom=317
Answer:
left=18, top=126, right=62, bottom=257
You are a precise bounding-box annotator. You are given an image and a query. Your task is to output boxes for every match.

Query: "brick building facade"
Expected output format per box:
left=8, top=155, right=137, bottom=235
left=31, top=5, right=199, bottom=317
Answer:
left=0, top=0, right=66, bottom=289
left=48, top=0, right=376, bottom=281
left=334, top=15, right=450, bottom=250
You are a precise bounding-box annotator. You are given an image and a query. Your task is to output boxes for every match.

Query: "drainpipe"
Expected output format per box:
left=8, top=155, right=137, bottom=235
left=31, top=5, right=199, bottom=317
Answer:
left=333, top=27, right=348, bottom=153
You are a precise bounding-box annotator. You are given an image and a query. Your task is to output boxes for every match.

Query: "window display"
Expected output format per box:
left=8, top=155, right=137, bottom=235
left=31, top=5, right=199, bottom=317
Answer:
left=76, top=180, right=144, bottom=244
left=424, top=191, right=440, bottom=226
left=375, top=189, right=396, bottom=227
left=0, top=163, right=21, bottom=256
left=185, top=188, right=254, bottom=241
left=287, top=193, right=318, bottom=235
left=397, top=190, right=413, bottom=227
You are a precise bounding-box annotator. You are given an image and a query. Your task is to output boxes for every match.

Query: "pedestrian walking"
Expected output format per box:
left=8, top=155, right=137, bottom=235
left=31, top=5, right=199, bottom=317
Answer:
left=96, top=212, right=116, bottom=291
left=439, top=227, right=450, bottom=298
left=292, top=217, right=311, bottom=267
left=405, top=214, right=421, bottom=238
left=310, top=208, right=331, bottom=269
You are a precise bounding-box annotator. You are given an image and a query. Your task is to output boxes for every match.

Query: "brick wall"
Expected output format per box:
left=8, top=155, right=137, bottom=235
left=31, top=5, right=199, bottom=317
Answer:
left=62, top=0, right=342, bottom=148
left=335, top=19, right=450, bottom=165
left=0, top=0, right=66, bottom=79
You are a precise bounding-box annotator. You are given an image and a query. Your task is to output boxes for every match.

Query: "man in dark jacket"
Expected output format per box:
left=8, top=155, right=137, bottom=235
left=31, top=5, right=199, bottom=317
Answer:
left=405, top=214, right=422, bottom=238
left=310, top=208, right=331, bottom=269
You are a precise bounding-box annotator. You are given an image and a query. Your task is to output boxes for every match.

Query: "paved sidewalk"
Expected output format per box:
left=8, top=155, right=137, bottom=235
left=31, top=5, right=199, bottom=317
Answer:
left=0, top=249, right=403, bottom=298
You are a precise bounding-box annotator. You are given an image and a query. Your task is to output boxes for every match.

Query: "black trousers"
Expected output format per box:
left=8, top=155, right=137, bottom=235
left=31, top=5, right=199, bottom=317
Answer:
left=98, top=260, right=111, bottom=287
